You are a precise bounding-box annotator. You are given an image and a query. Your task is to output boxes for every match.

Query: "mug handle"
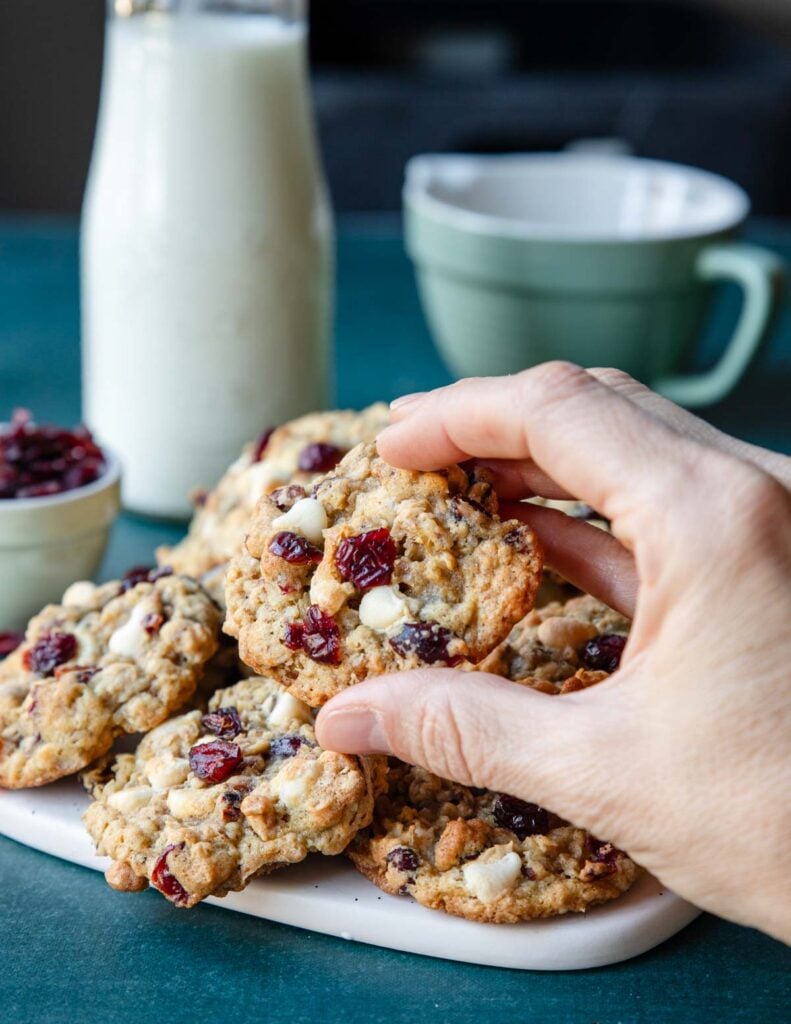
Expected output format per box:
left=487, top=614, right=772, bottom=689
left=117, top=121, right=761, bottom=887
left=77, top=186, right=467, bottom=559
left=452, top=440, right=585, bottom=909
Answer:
left=655, top=241, right=786, bottom=408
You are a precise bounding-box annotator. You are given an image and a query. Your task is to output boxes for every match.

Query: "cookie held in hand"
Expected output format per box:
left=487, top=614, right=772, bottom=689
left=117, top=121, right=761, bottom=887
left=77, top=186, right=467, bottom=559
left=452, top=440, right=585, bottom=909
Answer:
left=157, top=404, right=389, bottom=606
left=224, top=442, right=543, bottom=705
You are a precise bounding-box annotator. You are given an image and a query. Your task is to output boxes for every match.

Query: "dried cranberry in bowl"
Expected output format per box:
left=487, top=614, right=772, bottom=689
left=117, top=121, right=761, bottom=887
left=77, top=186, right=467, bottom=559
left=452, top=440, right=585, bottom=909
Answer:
left=0, top=409, right=106, bottom=500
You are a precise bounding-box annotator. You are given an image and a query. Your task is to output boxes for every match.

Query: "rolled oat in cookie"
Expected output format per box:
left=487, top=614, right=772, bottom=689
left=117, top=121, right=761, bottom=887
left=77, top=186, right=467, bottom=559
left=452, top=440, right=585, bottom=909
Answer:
left=0, top=569, right=221, bottom=789
left=348, top=760, right=638, bottom=924
left=479, top=593, right=630, bottom=692
left=157, top=404, right=389, bottom=606
left=224, top=441, right=543, bottom=706
left=82, top=676, right=386, bottom=908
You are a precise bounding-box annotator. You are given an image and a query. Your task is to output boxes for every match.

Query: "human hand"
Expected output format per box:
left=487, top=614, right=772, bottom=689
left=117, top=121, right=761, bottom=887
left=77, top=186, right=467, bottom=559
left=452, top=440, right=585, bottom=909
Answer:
left=316, top=363, right=791, bottom=942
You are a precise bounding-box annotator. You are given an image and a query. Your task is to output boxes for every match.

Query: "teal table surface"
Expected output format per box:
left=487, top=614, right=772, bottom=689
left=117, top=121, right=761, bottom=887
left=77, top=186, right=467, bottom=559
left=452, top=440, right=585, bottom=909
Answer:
left=0, top=215, right=789, bottom=1024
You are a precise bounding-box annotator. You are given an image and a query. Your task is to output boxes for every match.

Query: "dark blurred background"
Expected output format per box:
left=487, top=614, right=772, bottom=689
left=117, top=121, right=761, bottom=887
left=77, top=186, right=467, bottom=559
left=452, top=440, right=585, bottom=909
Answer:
left=1, top=0, right=790, bottom=215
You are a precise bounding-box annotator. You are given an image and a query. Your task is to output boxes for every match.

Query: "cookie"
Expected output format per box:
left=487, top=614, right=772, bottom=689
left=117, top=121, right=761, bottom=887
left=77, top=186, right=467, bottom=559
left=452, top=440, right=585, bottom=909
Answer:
left=82, top=676, right=385, bottom=907
left=0, top=571, right=221, bottom=789
left=157, top=404, right=389, bottom=604
left=348, top=761, right=638, bottom=924
left=224, top=442, right=543, bottom=705
left=479, top=594, right=630, bottom=693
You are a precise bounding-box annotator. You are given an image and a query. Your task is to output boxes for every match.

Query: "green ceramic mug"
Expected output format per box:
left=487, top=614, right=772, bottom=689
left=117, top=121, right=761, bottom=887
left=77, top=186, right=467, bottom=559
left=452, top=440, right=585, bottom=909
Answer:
left=404, top=154, right=786, bottom=407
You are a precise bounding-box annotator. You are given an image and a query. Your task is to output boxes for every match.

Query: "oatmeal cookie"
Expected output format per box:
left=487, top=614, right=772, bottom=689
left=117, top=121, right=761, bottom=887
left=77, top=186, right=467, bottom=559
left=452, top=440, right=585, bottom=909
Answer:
left=82, top=676, right=385, bottom=907
left=349, top=761, right=638, bottom=924
left=479, top=594, right=630, bottom=693
left=0, top=571, right=221, bottom=789
left=157, top=404, right=389, bottom=603
left=224, top=442, right=543, bottom=705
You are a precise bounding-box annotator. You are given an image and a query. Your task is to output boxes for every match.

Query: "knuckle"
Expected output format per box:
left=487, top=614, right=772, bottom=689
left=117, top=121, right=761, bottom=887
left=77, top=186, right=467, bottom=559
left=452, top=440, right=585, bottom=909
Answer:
left=523, top=360, right=587, bottom=393
left=513, top=361, right=591, bottom=419
left=587, top=366, right=644, bottom=396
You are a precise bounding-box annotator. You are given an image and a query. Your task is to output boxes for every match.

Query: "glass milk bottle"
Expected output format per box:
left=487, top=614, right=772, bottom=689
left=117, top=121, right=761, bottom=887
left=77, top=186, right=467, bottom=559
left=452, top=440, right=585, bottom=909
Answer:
left=81, top=0, right=332, bottom=518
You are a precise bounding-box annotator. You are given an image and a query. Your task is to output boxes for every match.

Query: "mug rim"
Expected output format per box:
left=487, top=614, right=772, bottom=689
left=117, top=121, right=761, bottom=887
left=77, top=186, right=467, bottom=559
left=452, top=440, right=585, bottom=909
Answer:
left=404, top=152, right=751, bottom=244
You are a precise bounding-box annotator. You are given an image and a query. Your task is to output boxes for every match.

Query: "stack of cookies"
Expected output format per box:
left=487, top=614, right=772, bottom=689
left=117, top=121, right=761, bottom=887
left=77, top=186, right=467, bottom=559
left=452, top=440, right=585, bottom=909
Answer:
left=0, top=404, right=639, bottom=923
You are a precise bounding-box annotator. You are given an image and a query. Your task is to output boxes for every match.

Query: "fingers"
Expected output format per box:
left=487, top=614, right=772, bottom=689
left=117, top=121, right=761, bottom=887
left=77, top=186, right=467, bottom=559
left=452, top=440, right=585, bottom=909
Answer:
left=378, top=363, right=700, bottom=530
left=315, top=668, right=636, bottom=838
left=509, top=503, right=638, bottom=617
left=471, top=459, right=575, bottom=501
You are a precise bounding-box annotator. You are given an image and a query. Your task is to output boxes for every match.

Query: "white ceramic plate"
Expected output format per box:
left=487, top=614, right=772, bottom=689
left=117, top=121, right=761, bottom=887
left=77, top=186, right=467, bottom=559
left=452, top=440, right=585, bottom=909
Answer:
left=0, top=780, right=699, bottom=971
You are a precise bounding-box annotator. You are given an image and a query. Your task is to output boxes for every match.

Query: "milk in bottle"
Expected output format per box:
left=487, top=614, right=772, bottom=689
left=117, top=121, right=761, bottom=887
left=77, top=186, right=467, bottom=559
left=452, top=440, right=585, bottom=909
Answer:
left=81, top=0, right=332, bottom=517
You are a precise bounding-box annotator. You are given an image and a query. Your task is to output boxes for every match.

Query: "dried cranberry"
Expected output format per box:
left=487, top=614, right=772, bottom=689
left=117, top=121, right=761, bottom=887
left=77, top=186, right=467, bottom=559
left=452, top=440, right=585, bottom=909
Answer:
left=142, top=612, right=164, bottom=636
left=270, top=484, right=306, bottom=511
left=282, top=622, right=305, bottom=650
left=389, top=622, right=460, bottom=666
left=201, top=707, right=243, bottom=740
left=521, top=865, right=537, bottom=880
left=120, top=565, right=172, bottom=593
left=0, top=410, right=106, bottom=500
left=586, top=836, right=622, bottom=864
left=269, top=531, right=323, bottom=565
left=492, top=794, right=550, bottom=839
left=297, top=442, right=344, bottom=473
left=584, top=837, right=622, bottom=877
left=335, top=528, right=397, bottom=590
left=188, top=740, right=243, bottom=783
left=269, top=735, right=305, bottom=759
left=23, top=631, right=77, bottom=675
left=151, top=844, right=189, bottom=905
left=580, top=634, right=626, bottom=673
left=120, top=566, right=152, bottom=591
left=55, top=663, right=98, bottom=684
left=0, top=631, right=24, bottom=660
left=387, top=847, right=420, bottom=872
left=301, top=605, right=341, bottom=664
left=252, top=427, right=275, bottom=462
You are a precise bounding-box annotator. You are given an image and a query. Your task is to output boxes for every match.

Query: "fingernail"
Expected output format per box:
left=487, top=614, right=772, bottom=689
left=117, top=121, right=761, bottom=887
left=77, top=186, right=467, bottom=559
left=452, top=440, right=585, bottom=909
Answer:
left=317, top=707, right=390, bottom=754
left=389, top=392, right=425, bottom=413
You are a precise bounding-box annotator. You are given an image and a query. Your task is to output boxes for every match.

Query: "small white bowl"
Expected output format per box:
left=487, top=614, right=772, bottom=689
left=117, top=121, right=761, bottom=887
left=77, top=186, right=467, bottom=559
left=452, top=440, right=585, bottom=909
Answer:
left=0, top=452, right=121, bottom=630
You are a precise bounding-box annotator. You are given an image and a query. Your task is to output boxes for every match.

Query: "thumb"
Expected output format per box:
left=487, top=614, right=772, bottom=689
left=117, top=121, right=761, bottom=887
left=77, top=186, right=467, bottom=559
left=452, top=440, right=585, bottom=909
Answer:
left=315, top=668, right=633, bottom=836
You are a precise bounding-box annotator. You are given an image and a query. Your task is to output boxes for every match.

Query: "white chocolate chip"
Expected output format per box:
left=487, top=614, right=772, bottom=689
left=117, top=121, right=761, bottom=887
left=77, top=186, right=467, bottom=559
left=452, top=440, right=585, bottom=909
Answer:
left=108, top=602, right=151, bottom=659
left=167, top=787, right=218, bottom=820
left=145, top=756, right=190, bottom=791
left=271, top=497, right=328, bottom=546
left=270, top=760, right=322, bottom=810
left=62, top=580, right=97, bottom=607
left=268, top=690, right=313, bottom=730
left=107, top=786, right=154, bottom=814
left=358, top=585, right=410, bottom=632
left=462, top=850, right=523, bottom=903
